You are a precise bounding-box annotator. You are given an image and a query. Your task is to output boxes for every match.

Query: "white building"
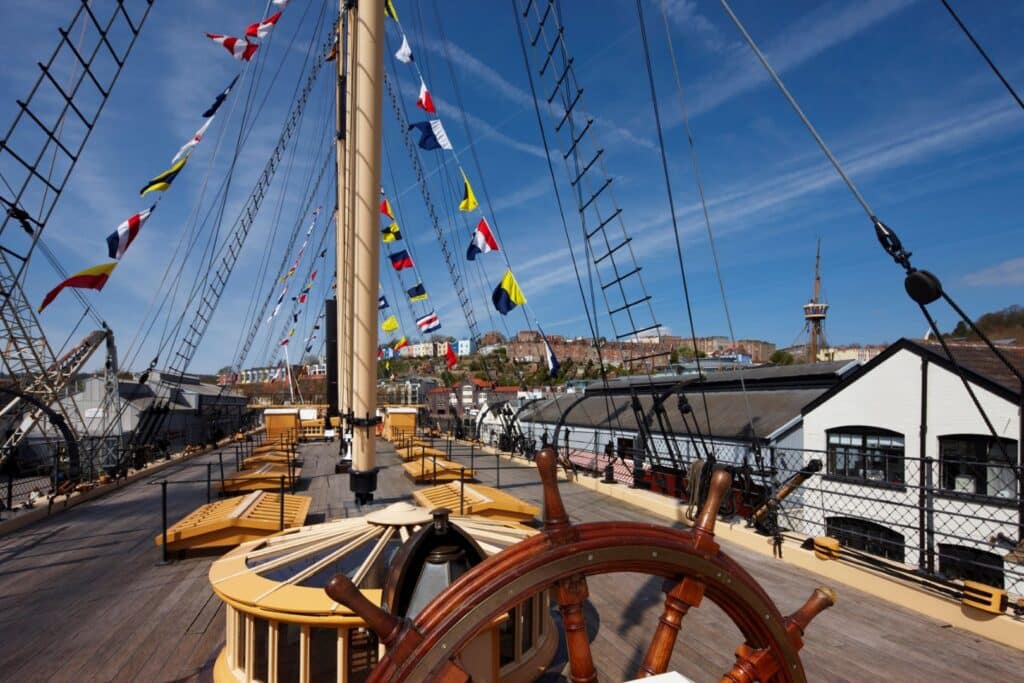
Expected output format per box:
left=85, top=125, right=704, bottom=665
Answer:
left=410, top=342, right=434, bottom=358
left=797, top=339, right=1022, bottom=595
left=456, top=338, right=475, bottom=356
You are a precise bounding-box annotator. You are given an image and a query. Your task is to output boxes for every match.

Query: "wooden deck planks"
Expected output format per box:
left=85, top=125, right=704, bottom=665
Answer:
left=437, top=442, right=1024, bottom=682
left=0, top=438, right=1021, bottom=682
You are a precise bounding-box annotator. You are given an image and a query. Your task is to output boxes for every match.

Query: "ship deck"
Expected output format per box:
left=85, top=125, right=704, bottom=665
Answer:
left=0, top=438, right=1021, bottom=682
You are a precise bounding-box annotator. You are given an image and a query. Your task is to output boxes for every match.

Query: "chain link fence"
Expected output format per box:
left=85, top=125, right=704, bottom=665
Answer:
left=510, top=419, right=1022, bottom=602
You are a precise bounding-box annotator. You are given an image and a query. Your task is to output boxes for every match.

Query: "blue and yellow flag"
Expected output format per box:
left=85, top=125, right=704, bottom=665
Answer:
left=407, top=282, right=428, bottom=302
left=492, top=270, right=526, bottom=315
left=140, top=156, right=188, bottom=196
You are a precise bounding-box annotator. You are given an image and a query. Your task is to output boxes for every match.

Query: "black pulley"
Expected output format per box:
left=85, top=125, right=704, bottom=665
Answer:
left=904, top=269, right=943, bottom=305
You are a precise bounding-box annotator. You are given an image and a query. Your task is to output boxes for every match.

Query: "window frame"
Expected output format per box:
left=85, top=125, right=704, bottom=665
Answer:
left=937, top=543, right=1005, bottom=589
left=937, top=434, right=1018, bottom=504
left=825, top=516, right=906, bottom=564
left=825, top=426, right=906, bottom=489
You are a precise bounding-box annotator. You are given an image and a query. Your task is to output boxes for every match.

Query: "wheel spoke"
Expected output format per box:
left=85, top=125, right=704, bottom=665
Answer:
left=720, top=643, right=778, bottom=683
left=636, top=576, right=705, bottom=677
left=555, top=573, right=598, bottom=683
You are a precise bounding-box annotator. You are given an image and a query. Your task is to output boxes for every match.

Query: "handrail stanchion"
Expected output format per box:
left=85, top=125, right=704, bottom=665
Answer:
left=496, top=447, right=501, bottom=489
left=460, top=468, right=466, bottom=515
left=470, top=442, right=475, bottom=476
left=160, top=480, right=169, bottom=564
left=433, top=454, right=438, bottom=486
left=218, top=452, right=226, bottom=495
left=279, top=475, right=286, bottom=530
left=206, top=463, right=212, bottom=504
left=5, top=469, right=13, bottom=516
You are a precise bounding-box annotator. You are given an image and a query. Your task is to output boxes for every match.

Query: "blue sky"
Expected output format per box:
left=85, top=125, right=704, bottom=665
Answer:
left=3, top=0, right=1022, bottom=374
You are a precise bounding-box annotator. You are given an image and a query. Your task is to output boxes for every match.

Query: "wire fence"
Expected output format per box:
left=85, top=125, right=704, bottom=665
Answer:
left=0, top=420, right=270, bottom=520
left=467, top=419, right=1024, bottom=604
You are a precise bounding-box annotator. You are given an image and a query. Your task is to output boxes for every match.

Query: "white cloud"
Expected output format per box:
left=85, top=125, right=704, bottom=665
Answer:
left=962, top=257, right=1024, bottom=287
left=684, top=0, right=917, bottom=118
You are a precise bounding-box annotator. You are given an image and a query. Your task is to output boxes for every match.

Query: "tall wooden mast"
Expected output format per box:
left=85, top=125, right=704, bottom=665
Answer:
left=338, top=0, right=384, bottom=503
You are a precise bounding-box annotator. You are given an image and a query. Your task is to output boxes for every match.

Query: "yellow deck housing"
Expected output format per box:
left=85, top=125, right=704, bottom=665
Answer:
left=155, top=491, right=311, bottom=552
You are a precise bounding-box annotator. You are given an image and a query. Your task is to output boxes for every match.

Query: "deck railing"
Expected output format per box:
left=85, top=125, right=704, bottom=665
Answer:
left=496, top=424, right=1023, bottom=604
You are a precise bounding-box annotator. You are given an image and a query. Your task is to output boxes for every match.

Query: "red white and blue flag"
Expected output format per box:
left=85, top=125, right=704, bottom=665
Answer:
left=106, top=206, right=154, bottom=260
left=466, top=217, right=499, bottom=260
left=207, top=34, right=259, bottom=61
left=416, top=310, right=441, bottom=333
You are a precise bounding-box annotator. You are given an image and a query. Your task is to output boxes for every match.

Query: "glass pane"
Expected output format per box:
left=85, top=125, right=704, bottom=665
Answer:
left=348, top=627, right=379, bottom=683
left=309, top=628, right=337, bottom=683
left=499, top=608, right=516, bottom=666
left=235, top=611, right=247, bottom=671
left=252, top=618, right=269, bottom=682
left=521, top=598, right=534, bottom=653
left=277, top=622, right=301, bottom=683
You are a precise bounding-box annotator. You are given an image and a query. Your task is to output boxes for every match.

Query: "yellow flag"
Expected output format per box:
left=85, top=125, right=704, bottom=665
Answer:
left=381, top=315, right=399, bottom=333
left=458, top=169, right=478, bottom=212
left=384, top=0, right=399, bottom=22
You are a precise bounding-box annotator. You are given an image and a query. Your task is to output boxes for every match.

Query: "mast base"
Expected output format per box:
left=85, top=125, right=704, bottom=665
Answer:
left=350, top=467, right=380, bottom=505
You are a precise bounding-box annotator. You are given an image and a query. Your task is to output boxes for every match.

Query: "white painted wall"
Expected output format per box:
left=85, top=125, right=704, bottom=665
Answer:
left=802, top=348, right=1020, bottom=595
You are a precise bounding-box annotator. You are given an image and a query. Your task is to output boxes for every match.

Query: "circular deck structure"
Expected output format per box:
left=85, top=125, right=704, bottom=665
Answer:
left=209, top=502, right=557, bottom=682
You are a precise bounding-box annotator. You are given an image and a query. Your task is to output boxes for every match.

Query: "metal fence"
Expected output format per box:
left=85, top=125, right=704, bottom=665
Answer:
left=505, top=422, right=1023, bottom=602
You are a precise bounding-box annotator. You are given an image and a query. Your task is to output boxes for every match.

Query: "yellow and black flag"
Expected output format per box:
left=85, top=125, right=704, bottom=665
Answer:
left=458, top=168, right=478, bottom=212
left=140, top=156, right=188, bottom=197
left=381, top=222, right=402, bottom=242
left=384, top=0, right=399, bottom=22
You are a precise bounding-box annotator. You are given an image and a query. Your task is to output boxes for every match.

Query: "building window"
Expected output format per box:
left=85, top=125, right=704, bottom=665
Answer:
left=826, top=516, right=905, bottom=563
left=939, top=435, right=1017, bottom=500
left=938, top=543, right=1004, bottom=589
left=826, top=427, right=905, bottom=486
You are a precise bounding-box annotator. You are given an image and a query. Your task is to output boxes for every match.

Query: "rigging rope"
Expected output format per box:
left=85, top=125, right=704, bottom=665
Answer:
left=633, top=0, right=718, bottom=450
left=719, top=0, right=1021, bottom=467
left=939, top=0, right=1024, bottom=113
left=653, top=0, right=760, bottom=457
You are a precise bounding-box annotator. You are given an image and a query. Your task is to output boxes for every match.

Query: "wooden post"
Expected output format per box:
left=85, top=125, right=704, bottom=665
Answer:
left=460, top=468, right=465, bottom=515
left=279, top=476, right=286, bottom=530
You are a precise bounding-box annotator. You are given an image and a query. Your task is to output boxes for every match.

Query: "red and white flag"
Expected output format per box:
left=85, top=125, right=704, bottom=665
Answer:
left=207, top=34, right=259, bottom=61
left=106, top=207, right=154, bottom=260
left=416, top=78, right=436, bottom=114
left=246, top=12, right=282, bottom=39
left=171, top=118, right=213, bottom=164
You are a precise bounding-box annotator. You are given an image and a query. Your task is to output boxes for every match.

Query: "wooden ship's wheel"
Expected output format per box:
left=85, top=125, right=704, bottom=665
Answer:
left=326, top=448, right=835, bottom=682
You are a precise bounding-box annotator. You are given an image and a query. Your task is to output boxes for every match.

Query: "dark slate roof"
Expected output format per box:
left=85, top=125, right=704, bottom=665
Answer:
left=907, top=340, right=1023, bottom=396
left=589, top=361, right=854, bottom=396
left=802, top=338, right=1024, bottom=415
left=520, top=388, right=826, bottom=442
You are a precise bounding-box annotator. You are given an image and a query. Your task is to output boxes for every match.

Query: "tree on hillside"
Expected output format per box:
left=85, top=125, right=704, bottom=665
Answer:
left=947, top=304, right=1023, bottom=343
left=770, top=350, right=795, bottom=365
